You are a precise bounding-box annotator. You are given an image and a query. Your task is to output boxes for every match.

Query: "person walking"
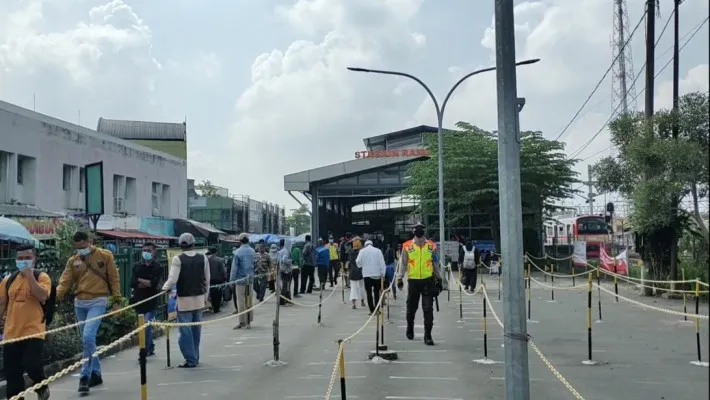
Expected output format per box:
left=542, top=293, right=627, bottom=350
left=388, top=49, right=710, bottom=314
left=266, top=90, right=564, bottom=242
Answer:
left=231, top=234, right=255, bottom=329
left=461, top=242, right=478, bottom=291
left=130, top=242, right=163, bottom=357
left=267, top=244, right=279, bottom=293
left=315, top=239, right=330, bottom=290
left=0, top=244, right=52, bottom=400
left=300, top=235, right=316, bottom=294
left=384, top=242, right=397, bottom=300
left=277, top=239, right=294, bottom=304
left=339, top=234, right=352, bottom=289
left=327, top=236, right=340, bottom=287
left=253, top=240, right=272, bottom=302
left=396, top=222, right=441, bottom=346
left=57, top=231, right=121, bottom=393
left=357, top=240, right=386, bottom=314
left=161, top=233, right=210, bottom=368
left=290, top=243, right=302, bottom=298
left=206, top=247, right=227, bottom=313
left=347, top=237, right=366, bottom=309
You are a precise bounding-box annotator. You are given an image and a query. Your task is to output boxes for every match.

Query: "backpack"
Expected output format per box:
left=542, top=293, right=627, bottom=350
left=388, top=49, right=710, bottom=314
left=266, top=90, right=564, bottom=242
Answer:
left=463, top=250, right=477, bottom=270
left=5, top=270, right=57, bottom=326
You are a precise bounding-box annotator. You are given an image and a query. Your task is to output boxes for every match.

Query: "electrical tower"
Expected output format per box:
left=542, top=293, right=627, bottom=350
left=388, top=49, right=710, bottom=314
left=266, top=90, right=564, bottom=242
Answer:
left=611, top=0, right=638, bottom=115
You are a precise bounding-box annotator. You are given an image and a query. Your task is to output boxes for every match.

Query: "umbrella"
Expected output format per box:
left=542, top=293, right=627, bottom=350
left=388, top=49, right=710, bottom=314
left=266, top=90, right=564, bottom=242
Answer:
left=0, top=217, right=39, bottom=246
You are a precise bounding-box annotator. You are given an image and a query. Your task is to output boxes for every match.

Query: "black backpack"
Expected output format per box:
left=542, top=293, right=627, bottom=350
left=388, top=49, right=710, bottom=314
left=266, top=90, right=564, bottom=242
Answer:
left=5, top=270, right=57, bottom=326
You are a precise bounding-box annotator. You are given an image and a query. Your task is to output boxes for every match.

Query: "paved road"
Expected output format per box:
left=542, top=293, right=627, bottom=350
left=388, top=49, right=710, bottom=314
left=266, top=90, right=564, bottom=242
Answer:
left=32, top=272, right=709, bottom=400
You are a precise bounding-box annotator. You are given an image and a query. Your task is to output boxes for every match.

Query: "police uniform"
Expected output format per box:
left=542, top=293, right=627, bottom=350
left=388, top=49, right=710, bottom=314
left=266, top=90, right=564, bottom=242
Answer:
left=397, top=222, right=440, bottom=346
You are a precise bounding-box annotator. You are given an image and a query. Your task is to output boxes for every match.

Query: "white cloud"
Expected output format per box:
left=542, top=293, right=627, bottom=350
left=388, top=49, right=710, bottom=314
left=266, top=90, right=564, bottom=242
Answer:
left=655, top=64, right=710, bottom=110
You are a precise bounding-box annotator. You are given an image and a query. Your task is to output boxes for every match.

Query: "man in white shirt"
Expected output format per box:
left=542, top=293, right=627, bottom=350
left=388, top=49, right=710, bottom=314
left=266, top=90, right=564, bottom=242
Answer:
left=161, top=233, right=210, bottom=368
left=356, top=240, right=387, bottom=314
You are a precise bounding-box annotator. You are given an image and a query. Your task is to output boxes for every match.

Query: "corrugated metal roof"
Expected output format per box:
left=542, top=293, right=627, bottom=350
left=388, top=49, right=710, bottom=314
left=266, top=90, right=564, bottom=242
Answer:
left=97, top=229, right=176, bottom=240
left=96, top=118, right=186, bottom=140
left=0, top=204, right=65, bottom=218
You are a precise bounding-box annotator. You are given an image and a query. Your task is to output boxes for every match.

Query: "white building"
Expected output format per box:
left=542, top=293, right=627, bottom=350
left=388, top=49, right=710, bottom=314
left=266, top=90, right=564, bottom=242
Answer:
left=0, top=100, right=187, bottom=219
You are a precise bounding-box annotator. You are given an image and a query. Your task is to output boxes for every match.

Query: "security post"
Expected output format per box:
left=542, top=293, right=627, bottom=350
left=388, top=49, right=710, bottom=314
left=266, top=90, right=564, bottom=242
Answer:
left=317, top=278, right=324, bottom=326
left=458, top=263, right=463, bottom=321
left=583, top=273, right=596, bottom=365
left=138, top=314, right=148, bottom=400
left=572, top=265, right=576, bottom=287
left=526, top=263, right=532, bottom=321
left=369, top=276, right=397, bottom=361
left=341, top=263, right=346, bottom=304
left=682, top=268, right=687, bottom=321
left=483, top=284, right=488, bottom=359
left=265, top=264, right=286, bottom=367
left=165, top=325, right=172, bottom=368
left=596, top=268, right=602, bottom=321
left=570, top=253, right=575, bottom=286
left=379, top=276, right=385, bottom=350
left=613, top=258, right=619, bottom=302
left=497, top=265, right=501, bottom=302
left=694, top=279, right=702, bottom=364
left=338, top=341, right=347, bottom=400
left=524, top=261, right=529, bottom=289
left=246, top=283, right=253, bottom=326
left=544, top=255, right=548, bottom=283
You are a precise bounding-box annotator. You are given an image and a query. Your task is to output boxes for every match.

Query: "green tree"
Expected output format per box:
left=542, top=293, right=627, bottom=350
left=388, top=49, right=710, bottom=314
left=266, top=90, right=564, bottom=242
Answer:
left=405, top=122, right=579, bottom=251
left=286, top=204, right=311, bottom=235
left=196, top=180, right=219, bottom=197
left=592, top=92, right=709, bottom=284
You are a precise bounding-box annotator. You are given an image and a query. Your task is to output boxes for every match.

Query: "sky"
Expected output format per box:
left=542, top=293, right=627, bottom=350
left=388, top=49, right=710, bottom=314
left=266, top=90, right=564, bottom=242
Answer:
left=1, top=0, right=708, bottom=216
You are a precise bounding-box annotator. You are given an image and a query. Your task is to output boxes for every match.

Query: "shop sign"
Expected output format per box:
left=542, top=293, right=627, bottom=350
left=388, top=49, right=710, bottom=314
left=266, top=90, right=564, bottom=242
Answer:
left=354, top=148, right=431, bottom=159
left=15, top=218, right=63, bottom=239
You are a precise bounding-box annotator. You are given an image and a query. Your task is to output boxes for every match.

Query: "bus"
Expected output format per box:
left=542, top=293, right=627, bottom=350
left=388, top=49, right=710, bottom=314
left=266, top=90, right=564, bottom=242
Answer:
left=544, top=215, right=611, bottom=258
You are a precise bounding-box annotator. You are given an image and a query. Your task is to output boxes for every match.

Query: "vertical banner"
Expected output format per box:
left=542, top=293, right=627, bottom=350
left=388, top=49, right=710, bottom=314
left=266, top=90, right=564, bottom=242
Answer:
left=573, top=241, right=587, bottom=267
left=599, top=248, right=629, bottom=275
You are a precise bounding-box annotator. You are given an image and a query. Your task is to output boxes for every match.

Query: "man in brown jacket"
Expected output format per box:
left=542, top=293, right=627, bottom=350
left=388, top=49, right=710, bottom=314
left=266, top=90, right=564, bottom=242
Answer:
left=56, top=231, right=121, bottom=394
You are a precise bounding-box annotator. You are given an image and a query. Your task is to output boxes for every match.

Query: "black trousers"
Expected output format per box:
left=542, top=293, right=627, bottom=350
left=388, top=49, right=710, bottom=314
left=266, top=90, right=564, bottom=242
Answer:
left=317, top=265, right=329, bottom=289
left=463, top=268, right=478, bottom=290
left=291, top=268, right=300, bottom=295
left=364, top=277, right=382, bottom=313
left=406, top=278, right=435, bottom=335
left=300, top=265, right=316, bottom=293
left=4, top=338, right=47, bottom=399
left=280, top=272, right=292, bottom=305
left=328, top=260, right=340, bottom=285
left=209, top=285, right=224, bottom=312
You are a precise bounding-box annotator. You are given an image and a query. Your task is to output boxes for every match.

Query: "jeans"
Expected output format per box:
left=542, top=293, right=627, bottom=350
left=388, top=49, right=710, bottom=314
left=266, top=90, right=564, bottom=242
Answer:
left=75, top=297, right=108, bottom=379
left=317, top=264, right=328, bottom=289
left=144, top=311, right=156, bottom=354
left=253, top=276, right=267, bottom=301
left=177, top=310, right=203, bottom=366
left=386, top=263, right=396, bottom=299
left=3, top=339, right=47, bottom=399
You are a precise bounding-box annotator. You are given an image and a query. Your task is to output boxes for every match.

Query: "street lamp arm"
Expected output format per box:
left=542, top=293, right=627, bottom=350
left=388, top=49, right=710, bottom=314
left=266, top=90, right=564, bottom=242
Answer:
left=346, top=67, right=442, bottom=117
left=440, top=58, right=540, bottom=116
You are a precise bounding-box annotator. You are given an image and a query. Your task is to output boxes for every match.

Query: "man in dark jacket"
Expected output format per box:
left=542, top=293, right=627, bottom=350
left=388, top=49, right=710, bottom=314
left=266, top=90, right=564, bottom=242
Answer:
left=206, top=247, right=227, bottom=313
left=130, top=242, right=163, bottom=356
left=300, top=235, right=316, bottom=294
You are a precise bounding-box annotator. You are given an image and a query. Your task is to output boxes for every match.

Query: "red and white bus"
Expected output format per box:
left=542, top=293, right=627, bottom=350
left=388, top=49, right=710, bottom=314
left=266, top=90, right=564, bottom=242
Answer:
left=544, top=215, right=611, bottom=258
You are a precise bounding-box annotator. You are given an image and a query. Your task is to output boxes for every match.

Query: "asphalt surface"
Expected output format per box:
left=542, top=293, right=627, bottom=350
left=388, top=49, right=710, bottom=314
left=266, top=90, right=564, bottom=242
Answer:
left=28, top=272, right=710, bottom=400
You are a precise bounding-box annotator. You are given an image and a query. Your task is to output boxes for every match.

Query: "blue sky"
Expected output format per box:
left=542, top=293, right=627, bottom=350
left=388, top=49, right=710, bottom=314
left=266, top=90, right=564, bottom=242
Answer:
left=1, top=0, right=708, bottom=214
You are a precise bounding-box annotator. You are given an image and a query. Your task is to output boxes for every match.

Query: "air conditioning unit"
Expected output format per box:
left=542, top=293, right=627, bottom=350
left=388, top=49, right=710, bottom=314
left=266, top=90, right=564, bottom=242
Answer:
left=114, top=197, right=125, bottom=213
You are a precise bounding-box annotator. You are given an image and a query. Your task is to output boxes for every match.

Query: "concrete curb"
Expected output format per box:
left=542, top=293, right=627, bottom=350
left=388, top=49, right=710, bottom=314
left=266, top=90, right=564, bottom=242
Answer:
left=0, top=328, right=166, bottom=399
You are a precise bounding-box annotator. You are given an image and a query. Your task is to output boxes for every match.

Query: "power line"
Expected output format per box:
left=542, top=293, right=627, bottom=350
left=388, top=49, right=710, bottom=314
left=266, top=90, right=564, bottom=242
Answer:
left=554, top=14, right=646, bottom=141
left=569, top=16, right=708, bottom=159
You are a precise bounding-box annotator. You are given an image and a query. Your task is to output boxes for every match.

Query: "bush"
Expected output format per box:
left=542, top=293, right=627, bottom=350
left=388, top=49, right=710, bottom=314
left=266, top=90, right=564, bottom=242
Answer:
left=97, top=297, right=138, bottom=346
left=42, top=313, right=83, bottom=364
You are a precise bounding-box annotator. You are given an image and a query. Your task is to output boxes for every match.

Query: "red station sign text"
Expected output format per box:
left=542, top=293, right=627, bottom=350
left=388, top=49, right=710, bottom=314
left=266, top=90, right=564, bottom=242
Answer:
left=354, top=148, right=431, bottom=159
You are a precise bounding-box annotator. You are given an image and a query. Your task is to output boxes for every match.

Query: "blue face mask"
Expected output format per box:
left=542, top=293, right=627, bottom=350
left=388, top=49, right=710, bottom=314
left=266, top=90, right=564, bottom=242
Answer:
left=15, top=259, right=32, bottom=270
left=76, top=248, right=91, bottom=256
left=142, top=252, right=153, bottom=261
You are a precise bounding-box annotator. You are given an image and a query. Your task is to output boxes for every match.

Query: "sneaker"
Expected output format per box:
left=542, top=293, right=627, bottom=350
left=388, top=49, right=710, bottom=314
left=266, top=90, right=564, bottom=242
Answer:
left=233, top=323, right=246, bottom=330
left=405, top=325, right=414, bottom=340
left=424, top=335, right=435, bottom=346
left=78, top=377, right=89, bottom=393
left=89, top=373, right=103, bottom=387
left=37, top=386, right=50, bottom=400
left=245, top=324, right=251, bottom=329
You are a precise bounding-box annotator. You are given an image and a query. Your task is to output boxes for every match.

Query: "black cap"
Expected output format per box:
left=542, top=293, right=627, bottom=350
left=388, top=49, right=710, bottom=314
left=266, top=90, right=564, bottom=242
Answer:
left=413, top=221, right=425, bottom=228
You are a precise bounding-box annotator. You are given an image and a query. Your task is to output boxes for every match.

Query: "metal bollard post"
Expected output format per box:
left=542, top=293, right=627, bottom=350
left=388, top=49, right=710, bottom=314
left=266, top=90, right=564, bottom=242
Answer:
left=379, top=277, right=385, bottom=347
left=695, top=280, right=701, bottom=363
left=550, top=263, right=555, bottom=301
left=682, top=269, right=688, bottom=320
left=341, top=263, right=346, bottom=304
left=338, top=341, right=347, bottom=400
left=497, top=269, right=501, bottom=301
left=246, top=283, right=253, bottom=325
left=596, top=269, right=602, bottom=321
left=273, top=271, right=281, bottom=362
left=138, top=314, right=148, bottom=400
left=613, top=259, right=619, bottom=302
left=483, top=283, right=488, bottom=359
left=572, top=265, right=576, bottom=287
left=526, top=263, right=532, bottom=320
left=583, top=273, right=596, bottom=365
left=317, top=279, right=324, bottom=325
left=165, top=325, right=171, bottom=368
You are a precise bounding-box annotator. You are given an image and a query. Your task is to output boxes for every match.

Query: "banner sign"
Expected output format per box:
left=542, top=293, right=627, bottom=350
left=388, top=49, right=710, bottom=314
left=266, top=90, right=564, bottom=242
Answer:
left=573, top=241, right=587, bottom=267
left=599, top=247, right=629, bottom=275
left=354, top=148, right=430, bottom=159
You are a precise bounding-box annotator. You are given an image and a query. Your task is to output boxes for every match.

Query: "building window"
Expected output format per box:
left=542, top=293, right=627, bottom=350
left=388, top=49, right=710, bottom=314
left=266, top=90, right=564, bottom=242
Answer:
left=17, top=157, right=24, bottom=184
left=62, top=164, right=72, bottom=191
left=79, top=167, right=85, bottom=193
left=152, top=182, right=171, bottom=217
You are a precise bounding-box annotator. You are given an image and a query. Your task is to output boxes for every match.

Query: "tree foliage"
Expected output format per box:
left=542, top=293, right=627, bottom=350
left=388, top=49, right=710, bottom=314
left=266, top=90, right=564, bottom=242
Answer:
left=405, top=121, right=579, bottom=250
left=196, top=180, right=219, bottom=197
left=286, top=204, right=311, bottom=235
left=592, top=92, right=709, bottom=280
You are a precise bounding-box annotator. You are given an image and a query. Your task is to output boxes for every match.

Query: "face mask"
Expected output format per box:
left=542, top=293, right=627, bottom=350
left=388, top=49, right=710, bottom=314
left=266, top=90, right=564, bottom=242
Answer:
left=142, top=252, right=153, bottom=261
left=329, top=239, right=334, bottom=243
left=15, top=259, right=32, bottom=270
left=76, top=248, right=91, bottom=256
left=413, top=229, right=425, bottom=238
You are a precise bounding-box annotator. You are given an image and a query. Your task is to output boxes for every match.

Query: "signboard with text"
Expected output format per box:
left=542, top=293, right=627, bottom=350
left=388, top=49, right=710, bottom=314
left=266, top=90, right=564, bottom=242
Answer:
left=354, top=148, right=431, bottom=159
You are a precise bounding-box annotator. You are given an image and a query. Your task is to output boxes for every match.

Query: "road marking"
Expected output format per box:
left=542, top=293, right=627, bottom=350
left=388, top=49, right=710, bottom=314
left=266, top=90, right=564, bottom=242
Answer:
left=490, top=377, right=546, bottom=381
left=157, top=380, right=221, bottom=386
left=299, top=375, right=366, bottom=379
left=225, top=343, right=271, bottom=348
left=397, top=349, right=447, bottom=353
left=395, top=340, right=447, bottom=343
left=285, top=396, right=360, bottom=399
left=385, top=397, right=462, bottom=400
left=389, top=376, right=457, bottom=381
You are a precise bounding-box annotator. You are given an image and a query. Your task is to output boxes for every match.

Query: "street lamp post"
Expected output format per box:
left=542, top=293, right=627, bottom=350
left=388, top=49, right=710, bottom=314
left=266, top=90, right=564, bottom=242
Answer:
left=347, top=58, right=539, bottom=272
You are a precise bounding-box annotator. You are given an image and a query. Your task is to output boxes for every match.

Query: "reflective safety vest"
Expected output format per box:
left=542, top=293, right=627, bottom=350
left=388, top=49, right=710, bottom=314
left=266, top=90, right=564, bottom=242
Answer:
left=404, top=239, right=437, bottom=280
left=328, top=243, right=339, bottom=260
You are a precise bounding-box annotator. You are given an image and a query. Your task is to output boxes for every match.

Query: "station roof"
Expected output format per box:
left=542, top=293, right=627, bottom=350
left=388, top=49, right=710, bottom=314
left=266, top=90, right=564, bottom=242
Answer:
left=362, top=125, right=437, bottom=150
left=97, top=118, right=187, bottom=140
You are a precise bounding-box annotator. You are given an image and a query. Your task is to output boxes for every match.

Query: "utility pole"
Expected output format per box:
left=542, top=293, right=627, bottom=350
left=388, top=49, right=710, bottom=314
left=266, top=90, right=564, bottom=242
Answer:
left=585, top=165, right=597, bottom=215
left=644, top=0, right=656, bottom=119
left=494, top=0, right=530, bottom=398
left=672, top=0, right=680, bottom=127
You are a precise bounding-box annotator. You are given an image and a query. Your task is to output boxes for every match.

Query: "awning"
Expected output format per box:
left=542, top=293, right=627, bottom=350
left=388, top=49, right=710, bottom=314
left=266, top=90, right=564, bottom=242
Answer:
left=174, top=219, right=226, bottom=238
left=0, top=217, right=40, bottom=245
left=97, top=229, right=176, bottom=241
